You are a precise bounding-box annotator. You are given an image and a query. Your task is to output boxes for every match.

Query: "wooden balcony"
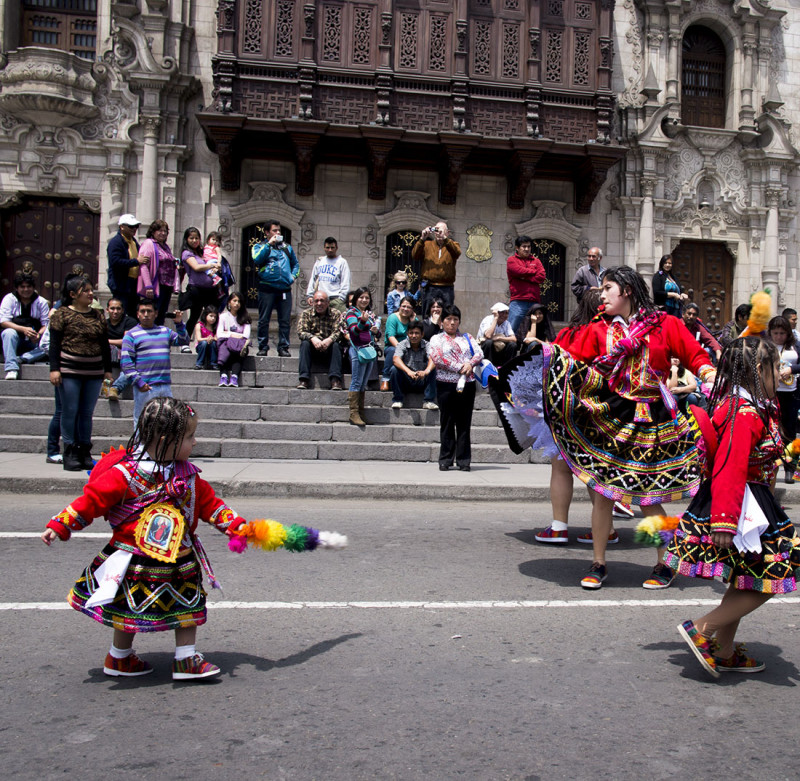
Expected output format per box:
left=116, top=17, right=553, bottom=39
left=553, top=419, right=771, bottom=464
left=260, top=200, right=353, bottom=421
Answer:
left=199, top=0, right=626, bottom=211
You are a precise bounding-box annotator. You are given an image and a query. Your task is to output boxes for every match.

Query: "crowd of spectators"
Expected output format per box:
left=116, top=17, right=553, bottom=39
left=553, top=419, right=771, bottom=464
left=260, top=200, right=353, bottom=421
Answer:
left=3, top=213, right=797, bottom=475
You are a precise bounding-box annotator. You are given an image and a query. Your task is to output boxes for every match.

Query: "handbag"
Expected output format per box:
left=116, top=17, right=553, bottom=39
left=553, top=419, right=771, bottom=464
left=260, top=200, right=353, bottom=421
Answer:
left=356, top=344, right=377, bottom=363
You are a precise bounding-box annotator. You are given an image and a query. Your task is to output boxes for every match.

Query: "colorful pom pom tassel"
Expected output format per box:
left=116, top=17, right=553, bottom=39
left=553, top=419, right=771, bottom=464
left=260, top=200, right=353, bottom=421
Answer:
left=634, top=515, right=681, bottom=547
left=739, top=290, right=771, bottom=339
left=228, top=519, right=347, bottom=554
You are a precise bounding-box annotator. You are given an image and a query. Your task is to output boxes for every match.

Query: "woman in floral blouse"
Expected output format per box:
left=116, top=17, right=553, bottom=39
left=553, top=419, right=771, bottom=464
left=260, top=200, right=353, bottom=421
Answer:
left=428, top=304, right=483, bottom=472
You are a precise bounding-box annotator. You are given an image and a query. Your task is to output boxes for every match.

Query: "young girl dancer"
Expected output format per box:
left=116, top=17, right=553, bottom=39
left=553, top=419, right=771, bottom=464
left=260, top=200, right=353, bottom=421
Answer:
left=666, top=337, right=800, bottom=677
left=41, top=397, right=345, bottom=680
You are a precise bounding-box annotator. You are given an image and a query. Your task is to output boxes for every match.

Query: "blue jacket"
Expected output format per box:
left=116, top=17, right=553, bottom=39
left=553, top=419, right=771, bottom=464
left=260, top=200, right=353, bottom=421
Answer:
left=253, top=241, right=299, bottom=292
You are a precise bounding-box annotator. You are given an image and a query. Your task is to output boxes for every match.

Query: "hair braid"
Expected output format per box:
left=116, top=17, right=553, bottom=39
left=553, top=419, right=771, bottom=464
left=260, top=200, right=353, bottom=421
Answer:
left=126, top=397, right=195, bottom=467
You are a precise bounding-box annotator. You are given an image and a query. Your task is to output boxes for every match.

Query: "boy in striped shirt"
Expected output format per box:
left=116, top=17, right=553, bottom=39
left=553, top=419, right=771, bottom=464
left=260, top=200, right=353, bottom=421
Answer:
left=121, top=300, right=189, bottom=423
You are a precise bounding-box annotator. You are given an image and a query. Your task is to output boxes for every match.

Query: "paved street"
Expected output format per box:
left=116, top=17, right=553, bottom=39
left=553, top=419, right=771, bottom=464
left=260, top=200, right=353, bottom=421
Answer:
left=3, top=493, right=800, bottom=780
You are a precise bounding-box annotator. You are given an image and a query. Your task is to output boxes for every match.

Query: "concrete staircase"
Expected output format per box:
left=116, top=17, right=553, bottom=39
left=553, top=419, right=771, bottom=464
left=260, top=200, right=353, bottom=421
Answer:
left=0, top=351, right=543, bottom=463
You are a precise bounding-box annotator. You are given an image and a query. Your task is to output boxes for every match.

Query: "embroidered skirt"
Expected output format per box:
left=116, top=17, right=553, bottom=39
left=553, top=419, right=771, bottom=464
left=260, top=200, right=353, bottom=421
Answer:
left=664, top=481, right=800, bottom=593
left=67, top=544, right=207, bottom=633
left=542, top=344, right=703, bottom=505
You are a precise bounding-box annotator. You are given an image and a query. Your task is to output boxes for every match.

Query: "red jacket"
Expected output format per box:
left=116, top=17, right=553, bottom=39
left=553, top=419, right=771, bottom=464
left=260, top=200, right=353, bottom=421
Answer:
left=506, top=253, right=546, bottom=302
left=46, top=450, right=245, bottom=554
left=558, top=312, right=712, bottom=381
left=709, top=398, right=781, bottom=534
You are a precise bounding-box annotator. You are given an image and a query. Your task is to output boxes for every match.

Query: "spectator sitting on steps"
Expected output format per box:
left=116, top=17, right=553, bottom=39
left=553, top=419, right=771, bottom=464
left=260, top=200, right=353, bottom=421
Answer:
left=296, top=291, right=344, bottom=390
left=390, top=319, right=438, bottom=410
left=1, top=270, right=51, bottom=380
left=477, top=302, right=517, bottom=367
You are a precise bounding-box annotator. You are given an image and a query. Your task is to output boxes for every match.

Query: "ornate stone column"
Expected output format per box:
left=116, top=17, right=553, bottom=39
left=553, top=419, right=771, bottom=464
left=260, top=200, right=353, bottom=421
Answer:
left=666, top=29, right=680, bottom=101
left=107, top=173, right=126, bottom=227
left=139, top=115, right=161, bottom=225
left=763, top=187, right=782, bottom=292
left=638, top=177, right=656, bottom=275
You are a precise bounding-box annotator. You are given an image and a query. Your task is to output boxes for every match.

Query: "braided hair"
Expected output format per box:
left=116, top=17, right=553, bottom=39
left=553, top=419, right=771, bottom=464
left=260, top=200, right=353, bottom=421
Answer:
left=127, top=397, right=195, bottom=466
left=708, top=336, right=781, bottom=474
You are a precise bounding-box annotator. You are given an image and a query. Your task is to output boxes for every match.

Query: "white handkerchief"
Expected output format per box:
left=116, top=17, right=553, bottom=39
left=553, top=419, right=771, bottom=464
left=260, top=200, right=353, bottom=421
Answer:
left=84, top=549, right=132, bottom=608
left=733, top=485, right=768, bottom=554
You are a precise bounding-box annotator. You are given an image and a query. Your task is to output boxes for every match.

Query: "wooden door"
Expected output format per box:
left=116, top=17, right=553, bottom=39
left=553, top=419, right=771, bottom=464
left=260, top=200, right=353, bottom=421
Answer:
left=1, top=198, right=99, bottom=302
left=384, top=229, right=422, bottom=314
left=670, top=240, right=732, bottom=331
left=530, top=238, right=567, bottom=321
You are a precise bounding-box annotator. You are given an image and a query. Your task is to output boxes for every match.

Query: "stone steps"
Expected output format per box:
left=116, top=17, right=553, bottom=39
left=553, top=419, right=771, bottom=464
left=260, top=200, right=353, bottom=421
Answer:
left=0, top=350, right=541, bottom=463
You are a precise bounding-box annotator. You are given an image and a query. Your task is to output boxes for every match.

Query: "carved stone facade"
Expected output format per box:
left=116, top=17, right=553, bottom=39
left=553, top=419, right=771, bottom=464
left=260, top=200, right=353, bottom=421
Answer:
left=4, top=0, right=800, bottom=330
left=613, top=0, right=800, bottom=320
left=0, top=0, right=201, bottom=293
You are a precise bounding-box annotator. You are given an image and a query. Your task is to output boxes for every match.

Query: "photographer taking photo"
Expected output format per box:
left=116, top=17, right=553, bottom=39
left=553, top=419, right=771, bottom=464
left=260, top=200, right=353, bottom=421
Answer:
left=411, top=221, right=460, bottom=317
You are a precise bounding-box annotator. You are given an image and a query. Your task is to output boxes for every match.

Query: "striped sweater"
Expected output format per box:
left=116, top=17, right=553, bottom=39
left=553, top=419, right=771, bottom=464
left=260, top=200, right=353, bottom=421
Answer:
left=120, top=323, right=188, bottom=390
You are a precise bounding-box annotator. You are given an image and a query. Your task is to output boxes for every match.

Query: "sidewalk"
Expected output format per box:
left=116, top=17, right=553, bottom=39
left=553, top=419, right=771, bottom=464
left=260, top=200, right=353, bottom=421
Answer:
left=6, top=451, right=794, bottom=503
left=0, top=452, right=558, bottom=501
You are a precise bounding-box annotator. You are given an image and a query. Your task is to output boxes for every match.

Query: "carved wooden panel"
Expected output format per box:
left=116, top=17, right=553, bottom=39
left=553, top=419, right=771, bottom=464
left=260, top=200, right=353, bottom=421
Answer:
left=392, top=93, right=451, bottom=131
left=466, top=99, right=526, bottom=137
left=671, top=240, right=732, bottom=328
left=234, top=80, right=299, bottom=118
left=542, top=0, right=597, bottom=90
left=316, top=86, right=376, bottom=125
left=540, top=104, right=596, bottom=142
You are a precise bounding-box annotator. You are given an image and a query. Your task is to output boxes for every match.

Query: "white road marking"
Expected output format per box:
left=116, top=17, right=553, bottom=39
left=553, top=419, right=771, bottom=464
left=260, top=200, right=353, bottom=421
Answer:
left=0, top=532, right=109, bottom=538
left=2, top=598, right=800, bottom=611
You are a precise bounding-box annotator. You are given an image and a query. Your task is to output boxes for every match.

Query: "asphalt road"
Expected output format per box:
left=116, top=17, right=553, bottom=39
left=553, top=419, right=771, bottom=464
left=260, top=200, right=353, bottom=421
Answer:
left=2, top=493, right=799, bottom=780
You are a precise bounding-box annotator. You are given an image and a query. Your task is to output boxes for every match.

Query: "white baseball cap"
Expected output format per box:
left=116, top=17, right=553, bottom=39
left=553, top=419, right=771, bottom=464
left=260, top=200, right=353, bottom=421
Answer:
left=491, top=302, right=509, bottom=313
left=118, top=214, right=140, bottom=226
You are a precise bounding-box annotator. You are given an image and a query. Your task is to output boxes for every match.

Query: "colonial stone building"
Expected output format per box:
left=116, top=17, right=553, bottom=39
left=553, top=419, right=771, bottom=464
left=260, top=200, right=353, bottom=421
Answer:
left=0, top=0, right=797, bottom=330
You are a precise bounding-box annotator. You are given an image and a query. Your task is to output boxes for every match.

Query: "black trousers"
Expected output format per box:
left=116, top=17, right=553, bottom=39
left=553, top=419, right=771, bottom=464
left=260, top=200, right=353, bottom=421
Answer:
left=436, top=379, right=475, bottom=467
left=186, top=285, right=222, bottom=335
left=298, top=339, right=343, bottom=380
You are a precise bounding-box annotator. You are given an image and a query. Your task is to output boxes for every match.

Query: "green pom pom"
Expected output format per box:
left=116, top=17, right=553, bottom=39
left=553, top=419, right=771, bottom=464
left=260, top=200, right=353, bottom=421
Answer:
left=283, top=524, right=309, bottom=552
left=633, top=529, right=660, bottom=547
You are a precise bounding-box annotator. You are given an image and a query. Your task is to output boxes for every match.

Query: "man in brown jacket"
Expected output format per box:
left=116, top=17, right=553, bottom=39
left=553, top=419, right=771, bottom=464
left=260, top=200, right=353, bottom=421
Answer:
left=411, top=221, right=460, bottom=315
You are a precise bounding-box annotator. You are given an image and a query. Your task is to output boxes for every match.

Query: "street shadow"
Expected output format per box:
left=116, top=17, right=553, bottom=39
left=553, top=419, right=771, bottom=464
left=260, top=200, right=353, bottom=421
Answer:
left=84, top=632, right=363, bottom=688
left=642, top=639, right=800, bottom=686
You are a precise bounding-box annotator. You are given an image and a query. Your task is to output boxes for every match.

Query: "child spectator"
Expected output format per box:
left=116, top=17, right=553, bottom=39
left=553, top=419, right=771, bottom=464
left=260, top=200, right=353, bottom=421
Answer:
left=518, top=303, right=555, bottom=355
left=104, top=298, right=137, bottom=401
left=386, top=271, right=409, bottom=316
left=120, top=300, right=189, bottom=423
left=194, top=306, right=219, bottom=370
left=217, top=292, right=251, bottom=388
left=390, top=319, right=437, bottom=410
left=202, top=232, right=225, bottom=289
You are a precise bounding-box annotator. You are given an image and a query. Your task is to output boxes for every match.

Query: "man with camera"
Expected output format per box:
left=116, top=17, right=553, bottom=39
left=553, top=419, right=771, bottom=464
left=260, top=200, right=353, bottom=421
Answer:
left=253, top=220, right=299, bottom=357
left=411, top=221, right=460, bottom=316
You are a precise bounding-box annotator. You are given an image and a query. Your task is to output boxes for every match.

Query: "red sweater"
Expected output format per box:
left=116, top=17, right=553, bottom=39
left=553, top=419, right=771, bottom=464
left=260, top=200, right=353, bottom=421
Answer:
left=557, top=312, right=712, bottom=380
left=506, top=253, right=546, bottom=302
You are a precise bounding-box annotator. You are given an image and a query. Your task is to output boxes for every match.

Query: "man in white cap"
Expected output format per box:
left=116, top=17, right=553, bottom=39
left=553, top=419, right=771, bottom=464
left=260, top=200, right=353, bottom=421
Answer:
left=107, top=214, right=143, bottom=317
left=477, top=302, right=517, bottom=367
